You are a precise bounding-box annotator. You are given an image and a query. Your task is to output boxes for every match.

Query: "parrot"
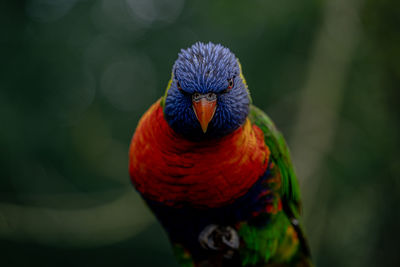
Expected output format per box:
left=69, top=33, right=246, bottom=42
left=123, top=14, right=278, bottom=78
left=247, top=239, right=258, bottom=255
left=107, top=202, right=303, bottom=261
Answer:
left=129, top=42, right=312, bottom=267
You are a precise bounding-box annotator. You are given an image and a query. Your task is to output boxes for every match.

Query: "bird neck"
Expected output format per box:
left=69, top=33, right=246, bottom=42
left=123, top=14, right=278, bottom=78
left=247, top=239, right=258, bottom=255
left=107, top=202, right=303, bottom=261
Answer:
left=129, top=99, right=270, bottom=208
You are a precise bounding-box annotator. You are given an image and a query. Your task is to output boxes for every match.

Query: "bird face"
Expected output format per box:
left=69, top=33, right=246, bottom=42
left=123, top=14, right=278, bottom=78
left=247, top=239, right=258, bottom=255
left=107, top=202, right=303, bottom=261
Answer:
left=164, top=42, right=250, bottom=140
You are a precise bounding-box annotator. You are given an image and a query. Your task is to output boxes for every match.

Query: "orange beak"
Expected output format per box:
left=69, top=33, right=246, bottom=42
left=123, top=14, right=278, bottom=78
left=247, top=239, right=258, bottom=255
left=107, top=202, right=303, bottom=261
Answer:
left=192, top=98, right=217, bottom=133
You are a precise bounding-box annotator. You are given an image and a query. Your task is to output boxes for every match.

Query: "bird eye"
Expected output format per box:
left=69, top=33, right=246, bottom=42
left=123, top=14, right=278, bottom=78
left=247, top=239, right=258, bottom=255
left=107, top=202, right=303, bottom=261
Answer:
left=192, top=92, right=201, bottom=102
left=222, top=77, right=235, bottom=94
left=227, top=78, right=234, bottom=90
left=206, top=93, right=217, bottom=101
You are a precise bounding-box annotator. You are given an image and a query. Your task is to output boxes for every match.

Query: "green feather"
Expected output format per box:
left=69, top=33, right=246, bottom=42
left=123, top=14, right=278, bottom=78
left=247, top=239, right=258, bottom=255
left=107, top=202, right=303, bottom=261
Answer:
left=239, top=212, right=294, bottom=265
left=160, top=78, right=172, bottom=108
left=248, top=105, right=301, bottom=207
left=246, top=105, right=312, bottom=265
left=172, top=244, right=195, bottom=267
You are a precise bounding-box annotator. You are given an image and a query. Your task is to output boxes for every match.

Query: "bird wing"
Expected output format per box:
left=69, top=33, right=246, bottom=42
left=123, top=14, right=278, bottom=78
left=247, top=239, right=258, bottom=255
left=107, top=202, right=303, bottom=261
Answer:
left=248, top=104, right=312, bottom=261
left=248, top=105, right=300, bottom=208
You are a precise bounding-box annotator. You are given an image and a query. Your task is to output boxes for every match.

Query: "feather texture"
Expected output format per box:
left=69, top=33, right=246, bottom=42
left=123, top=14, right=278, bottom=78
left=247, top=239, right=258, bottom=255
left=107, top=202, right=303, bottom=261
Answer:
left=129, top=100, right=270, bottom=208
left=129, top=42, right=311, bottom=266
left=129, top=101, right=311, bottom=266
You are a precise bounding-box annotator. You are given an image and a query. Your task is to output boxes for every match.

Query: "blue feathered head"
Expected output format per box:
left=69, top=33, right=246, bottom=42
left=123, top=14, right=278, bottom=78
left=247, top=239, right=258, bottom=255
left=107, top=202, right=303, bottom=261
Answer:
left=163, top=42, right=251, bottom=140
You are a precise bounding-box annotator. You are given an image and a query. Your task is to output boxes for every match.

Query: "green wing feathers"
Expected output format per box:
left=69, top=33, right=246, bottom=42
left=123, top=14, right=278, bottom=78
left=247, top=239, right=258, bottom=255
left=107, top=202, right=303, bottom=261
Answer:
left=248, top=105, right=312, bottom=265
left=248, top=105, right=301, bottom=207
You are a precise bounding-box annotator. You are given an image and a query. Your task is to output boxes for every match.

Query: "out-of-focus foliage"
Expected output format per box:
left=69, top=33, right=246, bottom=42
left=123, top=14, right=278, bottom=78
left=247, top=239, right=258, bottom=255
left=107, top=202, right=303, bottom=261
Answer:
left=0, top=0, right=399, bottom=266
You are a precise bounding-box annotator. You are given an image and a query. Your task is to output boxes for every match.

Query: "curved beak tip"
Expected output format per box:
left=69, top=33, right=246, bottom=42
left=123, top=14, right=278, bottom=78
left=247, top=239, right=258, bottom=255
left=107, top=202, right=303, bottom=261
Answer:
left=192, top=98, right=217, bottom=134
left=200, top=123, right=208, bottom=134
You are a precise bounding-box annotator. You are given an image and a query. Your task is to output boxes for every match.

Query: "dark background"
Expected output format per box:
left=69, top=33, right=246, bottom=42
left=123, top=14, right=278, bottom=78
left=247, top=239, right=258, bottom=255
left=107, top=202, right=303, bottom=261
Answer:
left=1, top=0, right=399, bottom=266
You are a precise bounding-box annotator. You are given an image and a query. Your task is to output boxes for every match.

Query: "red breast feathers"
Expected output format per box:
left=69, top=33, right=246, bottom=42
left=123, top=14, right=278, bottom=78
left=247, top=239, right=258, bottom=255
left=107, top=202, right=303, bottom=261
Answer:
left=129, top=99, right=270, bottom=208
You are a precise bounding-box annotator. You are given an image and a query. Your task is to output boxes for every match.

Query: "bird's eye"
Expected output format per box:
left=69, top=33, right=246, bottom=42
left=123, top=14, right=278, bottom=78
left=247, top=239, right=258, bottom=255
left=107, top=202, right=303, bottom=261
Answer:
left=176, top=81, right=182, bottom=91
left=227, top=78, right=234, bottom=90
left=225, top=77, right=233, bottom=92
left=222, top=77, right=234, bottom=93
left=206, top=93, right=217, bottom=101
left=192, top=92, right=201, bottom=102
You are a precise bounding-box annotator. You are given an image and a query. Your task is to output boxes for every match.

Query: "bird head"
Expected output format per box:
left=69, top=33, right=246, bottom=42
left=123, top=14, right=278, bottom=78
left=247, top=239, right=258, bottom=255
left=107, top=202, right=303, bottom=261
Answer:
left=163, top=42, right=251, bottom=140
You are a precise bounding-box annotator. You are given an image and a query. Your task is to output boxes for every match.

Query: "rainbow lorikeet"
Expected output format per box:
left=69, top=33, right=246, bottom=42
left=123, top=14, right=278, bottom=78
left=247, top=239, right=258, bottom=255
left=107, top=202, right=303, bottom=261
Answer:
left=129, top=42, right=312, bottom=266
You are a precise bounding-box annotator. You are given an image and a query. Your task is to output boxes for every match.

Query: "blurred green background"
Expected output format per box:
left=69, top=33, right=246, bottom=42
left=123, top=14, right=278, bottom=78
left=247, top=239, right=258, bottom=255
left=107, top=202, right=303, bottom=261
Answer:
left=1, top=0, right=399, bottom=266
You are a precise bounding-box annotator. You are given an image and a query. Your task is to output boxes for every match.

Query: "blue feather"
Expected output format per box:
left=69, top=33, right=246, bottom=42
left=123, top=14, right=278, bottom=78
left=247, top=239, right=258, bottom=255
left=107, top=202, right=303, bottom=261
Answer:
left=164, top=42, right=250, bottom=140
